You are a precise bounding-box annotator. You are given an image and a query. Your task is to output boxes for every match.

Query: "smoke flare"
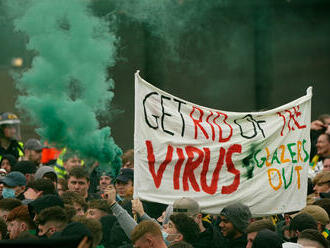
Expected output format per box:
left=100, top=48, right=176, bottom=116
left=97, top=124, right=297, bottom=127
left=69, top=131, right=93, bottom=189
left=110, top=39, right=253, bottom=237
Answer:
left=5, top=0, right=122, bottom=173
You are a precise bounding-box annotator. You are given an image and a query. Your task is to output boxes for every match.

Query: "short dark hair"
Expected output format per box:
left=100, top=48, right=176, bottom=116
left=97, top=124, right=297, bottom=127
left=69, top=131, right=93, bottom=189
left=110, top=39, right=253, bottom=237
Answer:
left=12, top=161, right=37, bottom=174
left=0, top=198, right=22, bottom=211
left=69, top=167, right=89, bottom=182
left=61, top=191, right=87, bottom=210
left=7, top=205, right=35, bottom=229
left=299, top=229, right=328, bottom=248
left=88, top=200, right=112, bottom=214
left=37, top=206, right=68, bottom=226
left=72, top=215, right=103, bottom=247
left=289, top=213, right=318, bottom=232
left=170, top=214, right=200, bottom=244
left=27, top=178, right=56, bottom=195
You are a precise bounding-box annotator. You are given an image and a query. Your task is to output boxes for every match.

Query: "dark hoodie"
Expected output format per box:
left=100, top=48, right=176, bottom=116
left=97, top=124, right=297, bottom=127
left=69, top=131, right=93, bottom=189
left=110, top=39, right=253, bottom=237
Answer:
left=252, top=229, right=283, bottom=248
left=100, top=214, right=117, bottom=248
left=0, top=154, right=17, bottom=170
left=193, top=221, right=219, bottom=248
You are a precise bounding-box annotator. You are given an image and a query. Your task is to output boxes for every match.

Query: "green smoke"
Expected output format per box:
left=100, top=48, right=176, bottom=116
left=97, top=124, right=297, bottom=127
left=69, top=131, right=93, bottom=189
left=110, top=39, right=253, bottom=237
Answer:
left=5, top=0, right=122, bottom=173
left=114, top=0, right=226, bottom=58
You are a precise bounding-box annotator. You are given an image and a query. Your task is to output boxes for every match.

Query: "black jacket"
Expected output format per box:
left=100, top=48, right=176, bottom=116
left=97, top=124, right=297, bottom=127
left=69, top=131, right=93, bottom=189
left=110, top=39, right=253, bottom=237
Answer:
left=193, top=221, right=219, bottom=248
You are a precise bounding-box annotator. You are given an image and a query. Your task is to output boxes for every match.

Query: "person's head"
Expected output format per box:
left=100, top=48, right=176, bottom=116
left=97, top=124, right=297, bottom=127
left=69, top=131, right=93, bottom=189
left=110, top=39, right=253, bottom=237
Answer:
left=298, top=205, right=329, bottom=232
left=62, top=151, right=82, bottom=172
left=24, top=138, right=43, bottom=165
left=172, top=197, right=203, bottom=230
left=37, top=206, right=68, bottom=238
left=316, top=133, right=330, bottom=157
left=58, top=222, right=93, bottom=246
left=12, top=160, right=37, bottom=183
left=252, top=229, right=283, bottom=248
left=86, top=200, right=111, bottom=220
left=318, top=114, right=330, bottom=126
left=68, top=167, right=90, bottom=198
left=298, top=229, right=328, bottom=248
left=219, top=202, right=251, bottom=239
left=0, top=198, right=22, bottom=221
left=166, top=214, right=199, bottom=245
left=0, top=113, right=20, bottom=140
left=57, top=178, right=68, bottom=196
left=131, top=220, right=166, bottom=248
left=28, top=194, right=64, bottom=223
left=61, top=191, right=87, bottom=216
left=0, top=171, right=26, bottom=198
left=313, top=171, right=330, bottom=197
left=246, top=219, right=275, bottom=248
left=289, top=213, right=318, bottom=243
left=122, top=149, right=134, bottom=169
left=24, top=178, right=56, bottom=200
left=323, top=158, right=330, bottom=172
left=115, top=168, right=134, bottom=198
left=98, top=171, right=112, bottom=192
left=7, top=205, right=35, bottom=240
left=0, top=154, right=17, bottom=173
left=158, top=205, right=173, bottom=228
left=34, top=166, right=58, bottom=188
left=72, top=215, right=103, bottom=248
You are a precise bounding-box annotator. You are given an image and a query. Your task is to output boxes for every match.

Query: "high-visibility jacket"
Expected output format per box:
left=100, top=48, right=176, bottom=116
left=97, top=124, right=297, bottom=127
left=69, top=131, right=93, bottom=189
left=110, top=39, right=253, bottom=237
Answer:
left=0, top=140, right=24, bottom=161
left=53, top=163, right=67, bottom=179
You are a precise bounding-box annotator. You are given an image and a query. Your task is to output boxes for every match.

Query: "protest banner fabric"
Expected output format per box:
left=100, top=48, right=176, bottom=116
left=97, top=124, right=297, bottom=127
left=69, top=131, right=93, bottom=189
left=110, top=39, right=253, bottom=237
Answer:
left=134, top=71, right=312, bottom=215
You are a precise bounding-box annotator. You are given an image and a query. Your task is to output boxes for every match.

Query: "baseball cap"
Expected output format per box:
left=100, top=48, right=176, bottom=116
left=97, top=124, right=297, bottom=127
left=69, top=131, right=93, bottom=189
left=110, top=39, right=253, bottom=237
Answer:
left=173, top=197, right=200, bottom=217
left=115, top=168, right=133, bottom=183
left=0, top=171, right=26, bottom=187
left=24, top=138, right=43, bottom=151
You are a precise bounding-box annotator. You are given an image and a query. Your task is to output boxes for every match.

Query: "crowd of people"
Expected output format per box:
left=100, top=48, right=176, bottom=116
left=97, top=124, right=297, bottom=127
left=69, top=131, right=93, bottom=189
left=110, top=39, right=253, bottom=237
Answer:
left=0, top=111, right=329, bottom=248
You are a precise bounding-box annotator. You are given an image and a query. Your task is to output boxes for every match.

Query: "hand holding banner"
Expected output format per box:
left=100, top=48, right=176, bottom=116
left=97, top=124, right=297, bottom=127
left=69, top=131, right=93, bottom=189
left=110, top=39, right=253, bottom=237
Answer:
left=134, top=71, right=312, bottom=215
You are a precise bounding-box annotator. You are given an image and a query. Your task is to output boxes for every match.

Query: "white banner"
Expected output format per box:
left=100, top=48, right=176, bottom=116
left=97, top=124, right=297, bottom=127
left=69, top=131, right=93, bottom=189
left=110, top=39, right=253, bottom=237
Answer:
left=134, top=71, right=312, bottom=215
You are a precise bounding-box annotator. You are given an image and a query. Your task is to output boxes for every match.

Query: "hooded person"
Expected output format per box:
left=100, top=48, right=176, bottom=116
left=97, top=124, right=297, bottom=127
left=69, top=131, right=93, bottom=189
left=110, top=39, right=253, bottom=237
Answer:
left=218, top=202, right=252, bottom=248
left=252, top=229, right=283, bottom=248
left=0, top=154, right=17, bottom=173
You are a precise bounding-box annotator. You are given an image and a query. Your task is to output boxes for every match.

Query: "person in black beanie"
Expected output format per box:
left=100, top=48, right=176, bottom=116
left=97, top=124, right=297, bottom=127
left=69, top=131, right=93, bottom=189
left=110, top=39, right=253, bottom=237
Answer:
left=217, top=202, right=252, bottom=248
